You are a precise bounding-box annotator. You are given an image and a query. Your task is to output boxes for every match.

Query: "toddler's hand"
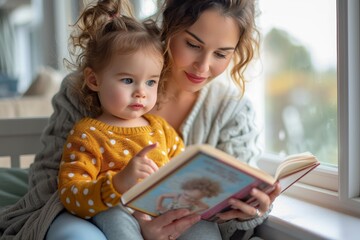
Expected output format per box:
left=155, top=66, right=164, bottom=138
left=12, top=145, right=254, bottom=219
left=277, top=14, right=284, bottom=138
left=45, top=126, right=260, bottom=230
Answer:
left=113, top=143, right=159, bottom=193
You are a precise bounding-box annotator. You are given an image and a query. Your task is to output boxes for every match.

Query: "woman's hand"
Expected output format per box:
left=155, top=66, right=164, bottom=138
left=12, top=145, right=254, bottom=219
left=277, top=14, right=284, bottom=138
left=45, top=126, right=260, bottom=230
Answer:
left=215, top=183, right=281, bottom=221
left=113, top=143, right=159, bottom=194
left=134, top=209, right=201, bottom=240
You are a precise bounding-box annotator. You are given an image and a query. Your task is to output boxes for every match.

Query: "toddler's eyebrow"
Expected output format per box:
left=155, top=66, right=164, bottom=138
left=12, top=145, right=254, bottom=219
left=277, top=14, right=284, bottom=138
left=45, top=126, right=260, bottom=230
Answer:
left=185, top=30, right=236, bottom=51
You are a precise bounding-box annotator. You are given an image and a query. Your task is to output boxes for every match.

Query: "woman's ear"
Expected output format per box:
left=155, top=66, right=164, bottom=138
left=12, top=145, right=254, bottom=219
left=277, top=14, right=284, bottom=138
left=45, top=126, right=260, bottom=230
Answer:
left=84, top=67, right=99, bottom=91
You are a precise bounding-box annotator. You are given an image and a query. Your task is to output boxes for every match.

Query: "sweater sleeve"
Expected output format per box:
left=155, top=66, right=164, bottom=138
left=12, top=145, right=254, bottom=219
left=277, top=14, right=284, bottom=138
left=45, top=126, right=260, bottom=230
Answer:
left=215, top=90, right=273, bottom=237
left=181, top=80, right=270, bottom=238
left=216, top=97, right=260, bottom=163
left=28, top=73, right=92, bottom=189
left=58, top=124, right=121, bottom=219
left=218, top=205, right=272, bottom=240
left=215, top=96, right=273, bottom=236
left=0, top=73, right=96, bottom=240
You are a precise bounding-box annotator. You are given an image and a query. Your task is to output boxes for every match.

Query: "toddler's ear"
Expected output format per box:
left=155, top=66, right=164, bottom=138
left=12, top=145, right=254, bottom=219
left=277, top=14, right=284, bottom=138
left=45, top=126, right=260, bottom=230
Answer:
left=84, top=67, right=99, bottom=91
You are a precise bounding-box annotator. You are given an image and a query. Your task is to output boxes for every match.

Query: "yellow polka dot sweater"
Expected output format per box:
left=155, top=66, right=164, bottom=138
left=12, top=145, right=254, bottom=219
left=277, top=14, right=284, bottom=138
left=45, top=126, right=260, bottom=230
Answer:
left=58, top=114, right=184, bottom=219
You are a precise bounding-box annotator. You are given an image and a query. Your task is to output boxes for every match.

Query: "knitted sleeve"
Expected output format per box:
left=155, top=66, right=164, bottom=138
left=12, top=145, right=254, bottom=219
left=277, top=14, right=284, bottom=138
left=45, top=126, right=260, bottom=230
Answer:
left=218, top=205, right=272, bottom=240
left=216, top=97, right=260, bottom=163
left=28, top=73, right=91, bottom=189
left=0, top=73, right=92, bottom=240
left=216, top=97, right=275, bottom=238
left=182, top=80, right=270, bottom=239
left=216, top=94, right=273, bottom=239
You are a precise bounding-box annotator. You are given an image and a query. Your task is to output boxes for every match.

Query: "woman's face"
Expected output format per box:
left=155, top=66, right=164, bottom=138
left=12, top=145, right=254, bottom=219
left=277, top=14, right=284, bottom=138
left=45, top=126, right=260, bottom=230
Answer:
left=169, top=9, right=240, bottom=93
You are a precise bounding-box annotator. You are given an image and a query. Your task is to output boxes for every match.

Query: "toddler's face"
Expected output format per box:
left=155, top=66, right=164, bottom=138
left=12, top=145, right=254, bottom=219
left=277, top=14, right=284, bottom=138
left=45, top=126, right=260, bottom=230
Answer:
left=93, top=49, right=163, bottom=122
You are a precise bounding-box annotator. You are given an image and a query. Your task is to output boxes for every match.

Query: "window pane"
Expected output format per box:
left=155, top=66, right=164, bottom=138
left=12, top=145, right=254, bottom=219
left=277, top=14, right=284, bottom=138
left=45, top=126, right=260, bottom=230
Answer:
left=249, top=0, right=337, bottom=167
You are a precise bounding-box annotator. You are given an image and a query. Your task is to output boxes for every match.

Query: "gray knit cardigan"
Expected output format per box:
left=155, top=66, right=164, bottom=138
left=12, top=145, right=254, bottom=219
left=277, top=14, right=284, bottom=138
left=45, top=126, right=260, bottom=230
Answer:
left=0, top=73, right=269, bottom=240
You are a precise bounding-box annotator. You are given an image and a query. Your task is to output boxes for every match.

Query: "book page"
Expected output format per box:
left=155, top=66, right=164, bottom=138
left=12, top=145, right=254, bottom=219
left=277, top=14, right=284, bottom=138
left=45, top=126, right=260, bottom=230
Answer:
left=275, top=153, right=317, bottom=179
left=125, top=152, right=263, bottom=217
left=278, top=164, right=319, bottom=192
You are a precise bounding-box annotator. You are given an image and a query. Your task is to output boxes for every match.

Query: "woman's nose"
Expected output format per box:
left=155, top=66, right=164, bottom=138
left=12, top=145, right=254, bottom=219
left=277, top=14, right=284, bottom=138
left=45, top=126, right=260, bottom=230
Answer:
left=193, top=54, right=210, bottom=73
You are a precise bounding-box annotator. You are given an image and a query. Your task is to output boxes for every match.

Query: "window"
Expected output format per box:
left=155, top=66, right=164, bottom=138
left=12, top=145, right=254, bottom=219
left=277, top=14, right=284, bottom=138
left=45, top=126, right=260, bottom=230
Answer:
left=0, top=1, right=80, bottom=119
left=249, top=0, right=337, bottom=166
left=249, top=0, right=360, bottom=216
left=132, top=0, right=158, bottom=19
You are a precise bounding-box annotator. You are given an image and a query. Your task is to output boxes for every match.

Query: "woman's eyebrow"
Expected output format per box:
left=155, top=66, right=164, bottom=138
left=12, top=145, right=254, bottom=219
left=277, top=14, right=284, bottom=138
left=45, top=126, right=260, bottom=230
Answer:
left=185, top=30, right=204, bottom=44
left=185, top=30, right=235, bottom=51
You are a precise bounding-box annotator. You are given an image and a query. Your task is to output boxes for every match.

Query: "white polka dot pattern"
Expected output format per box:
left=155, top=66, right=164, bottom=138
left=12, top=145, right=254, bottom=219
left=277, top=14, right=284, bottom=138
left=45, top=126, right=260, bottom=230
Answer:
left=59, top=115, right=184, bottom=218
left=83, top=188, right=89, bottom=195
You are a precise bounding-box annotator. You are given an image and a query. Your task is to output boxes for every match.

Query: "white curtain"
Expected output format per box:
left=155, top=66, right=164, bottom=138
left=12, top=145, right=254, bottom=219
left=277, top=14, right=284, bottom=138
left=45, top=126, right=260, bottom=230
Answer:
left=0, top=10, right=15, bottom=77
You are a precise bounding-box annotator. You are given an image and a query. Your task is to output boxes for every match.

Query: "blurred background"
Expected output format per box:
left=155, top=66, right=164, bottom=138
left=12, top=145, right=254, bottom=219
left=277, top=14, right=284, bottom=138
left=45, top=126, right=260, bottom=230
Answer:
left=0, top=0, right=337, bottom=168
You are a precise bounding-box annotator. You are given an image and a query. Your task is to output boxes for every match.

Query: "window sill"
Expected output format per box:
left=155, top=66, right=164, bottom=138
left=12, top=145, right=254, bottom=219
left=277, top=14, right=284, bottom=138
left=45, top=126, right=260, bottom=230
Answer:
left=255, top=153, right=360, bottom=216
left=255, top=194, right=360, bottom=240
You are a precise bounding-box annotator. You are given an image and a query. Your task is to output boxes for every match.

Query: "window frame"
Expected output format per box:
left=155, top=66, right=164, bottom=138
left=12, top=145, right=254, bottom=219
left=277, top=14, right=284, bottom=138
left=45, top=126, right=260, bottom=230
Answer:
left=337, top=0, right=360, bottom=212
left=257, top=0, right=360, bottom=217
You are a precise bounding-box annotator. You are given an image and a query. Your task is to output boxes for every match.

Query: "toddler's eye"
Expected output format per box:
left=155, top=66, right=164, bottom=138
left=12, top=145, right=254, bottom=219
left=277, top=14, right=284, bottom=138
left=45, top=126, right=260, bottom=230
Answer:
left=121, top=78, right=133, bottom=84
left=146, top=80, right=157, bottom=87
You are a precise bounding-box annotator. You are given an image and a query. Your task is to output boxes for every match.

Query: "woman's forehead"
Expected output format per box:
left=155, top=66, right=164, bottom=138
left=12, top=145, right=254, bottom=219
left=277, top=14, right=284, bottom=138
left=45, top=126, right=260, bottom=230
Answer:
left=186, top=9, right=240, bottom=48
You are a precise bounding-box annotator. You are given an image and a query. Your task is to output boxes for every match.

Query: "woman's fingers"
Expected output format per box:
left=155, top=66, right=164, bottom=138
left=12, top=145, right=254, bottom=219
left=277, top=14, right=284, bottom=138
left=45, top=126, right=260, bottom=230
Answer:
left=216, top=198, right=257, bottom=221
left=249, top=188, right=270, bottom=213
left=133, top=211, right=152, bottom=221
left=268, top=182, right=282, bottom=203
left=151, top=209, right=191, bottom=226
left=134, top=209, right=200, bottom=240
left=160, top=210, right=201, bottom=239
left=216, top=186, right=278, bottom=221
left=166, top=214, right=201, bottom=239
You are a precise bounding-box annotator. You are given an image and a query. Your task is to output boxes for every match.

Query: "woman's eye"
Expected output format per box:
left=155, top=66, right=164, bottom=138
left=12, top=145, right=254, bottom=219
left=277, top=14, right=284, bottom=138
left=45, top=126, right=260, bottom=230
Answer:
left=215, top=52, right=227, bottom=59
left=186, top=41, right=200, bottom=49
left=146, top=80, right=157, bottom=87
left=121, top=78, right=133, bottom=84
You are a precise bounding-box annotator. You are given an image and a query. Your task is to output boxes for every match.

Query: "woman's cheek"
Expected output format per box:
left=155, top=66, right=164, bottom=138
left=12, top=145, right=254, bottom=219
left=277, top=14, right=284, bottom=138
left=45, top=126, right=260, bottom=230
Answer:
left=214, top=58, right=233, bottom=77
left=173, top=48, right=193, bottom=68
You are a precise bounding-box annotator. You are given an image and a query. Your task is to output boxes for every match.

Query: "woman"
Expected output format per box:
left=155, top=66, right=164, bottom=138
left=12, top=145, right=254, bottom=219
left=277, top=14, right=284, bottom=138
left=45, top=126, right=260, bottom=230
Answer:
left=0, top=0, right=281, bottom=239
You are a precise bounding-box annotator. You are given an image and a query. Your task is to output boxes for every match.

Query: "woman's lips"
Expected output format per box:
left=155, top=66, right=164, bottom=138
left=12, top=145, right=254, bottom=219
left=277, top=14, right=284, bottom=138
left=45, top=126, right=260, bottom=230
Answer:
left=185, top=72, right=207, bottom=84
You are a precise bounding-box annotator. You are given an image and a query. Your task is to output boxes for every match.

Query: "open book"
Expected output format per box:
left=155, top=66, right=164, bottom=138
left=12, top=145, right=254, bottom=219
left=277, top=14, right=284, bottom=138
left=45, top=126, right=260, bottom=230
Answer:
left=121, top=144, right=320, bottom=222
